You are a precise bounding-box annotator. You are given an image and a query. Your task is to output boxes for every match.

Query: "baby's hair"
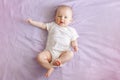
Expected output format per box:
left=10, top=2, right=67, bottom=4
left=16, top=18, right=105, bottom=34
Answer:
left=55, top=5, right=73, bottom=16
left=57, top=5, right=72, bottom=11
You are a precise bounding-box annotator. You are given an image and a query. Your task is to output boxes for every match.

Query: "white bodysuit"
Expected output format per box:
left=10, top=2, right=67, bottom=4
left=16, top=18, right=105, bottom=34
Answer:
left=45, top=22, right=79, bottom=61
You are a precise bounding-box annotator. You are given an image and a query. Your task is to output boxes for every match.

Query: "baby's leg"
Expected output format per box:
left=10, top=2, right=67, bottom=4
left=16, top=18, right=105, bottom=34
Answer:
left=37, top=50, right=54, bottom=77
left=53, top=51, right=73, bottom=66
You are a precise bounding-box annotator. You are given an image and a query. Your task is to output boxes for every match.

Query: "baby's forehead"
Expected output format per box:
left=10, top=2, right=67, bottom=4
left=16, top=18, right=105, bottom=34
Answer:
left=56, top=7, right=72, bottom=15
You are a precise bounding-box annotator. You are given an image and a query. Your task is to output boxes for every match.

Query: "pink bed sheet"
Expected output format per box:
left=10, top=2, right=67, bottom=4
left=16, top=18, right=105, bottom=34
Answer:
left=0, top=0, right=120, bottom=80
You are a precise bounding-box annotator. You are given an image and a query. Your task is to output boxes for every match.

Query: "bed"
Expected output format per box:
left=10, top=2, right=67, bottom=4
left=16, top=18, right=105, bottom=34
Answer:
left=0, top=0, right=120, bottom=80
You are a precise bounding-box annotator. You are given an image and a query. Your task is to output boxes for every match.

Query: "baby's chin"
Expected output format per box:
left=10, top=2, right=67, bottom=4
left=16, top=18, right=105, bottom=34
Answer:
left=58, top=24, right=68, bottom=27
left=58, top=23, right=69, bottom=27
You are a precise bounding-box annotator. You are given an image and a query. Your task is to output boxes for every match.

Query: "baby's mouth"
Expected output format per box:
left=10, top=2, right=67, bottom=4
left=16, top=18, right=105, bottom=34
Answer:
left=59, top=21, right=64, bottom=24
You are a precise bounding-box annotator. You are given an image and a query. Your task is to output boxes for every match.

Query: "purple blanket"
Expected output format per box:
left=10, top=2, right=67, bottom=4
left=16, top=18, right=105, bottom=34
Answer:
left=0, top=0, right=120, bottom=80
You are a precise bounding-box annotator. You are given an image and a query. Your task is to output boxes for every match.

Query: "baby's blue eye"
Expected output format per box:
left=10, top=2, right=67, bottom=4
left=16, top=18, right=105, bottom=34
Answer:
left=64, top=16, right=67, bottom=18
left=58, top=16, right=62, bottom=17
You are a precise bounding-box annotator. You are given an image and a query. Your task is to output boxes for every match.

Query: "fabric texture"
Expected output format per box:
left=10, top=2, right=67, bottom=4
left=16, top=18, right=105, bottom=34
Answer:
left=0, top=0, right=120, bottom=80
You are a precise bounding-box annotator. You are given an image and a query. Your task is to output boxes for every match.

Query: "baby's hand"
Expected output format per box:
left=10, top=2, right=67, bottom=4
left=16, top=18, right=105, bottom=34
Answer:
left=26, top=18, right=32, bottom=24
left=73, top=46, right=78, bottom=52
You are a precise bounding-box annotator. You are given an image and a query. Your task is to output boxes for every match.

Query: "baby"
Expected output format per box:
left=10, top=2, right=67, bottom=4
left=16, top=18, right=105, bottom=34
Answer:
left=27, top=5, right=79, bottom=77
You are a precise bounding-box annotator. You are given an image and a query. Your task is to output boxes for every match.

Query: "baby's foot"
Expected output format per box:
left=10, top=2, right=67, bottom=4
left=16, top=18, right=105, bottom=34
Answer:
left=53, top=59, right=61, bottom=66
left=45, top=68, right=54, bottom=77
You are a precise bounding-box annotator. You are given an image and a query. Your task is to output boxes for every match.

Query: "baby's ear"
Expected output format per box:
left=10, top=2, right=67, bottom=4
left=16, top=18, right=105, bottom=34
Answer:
left=54, top=16, right=57, bottom=21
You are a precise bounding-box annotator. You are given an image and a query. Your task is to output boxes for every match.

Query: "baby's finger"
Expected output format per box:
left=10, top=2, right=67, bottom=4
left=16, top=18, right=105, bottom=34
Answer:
left=26, top=18, right=32, bottom=23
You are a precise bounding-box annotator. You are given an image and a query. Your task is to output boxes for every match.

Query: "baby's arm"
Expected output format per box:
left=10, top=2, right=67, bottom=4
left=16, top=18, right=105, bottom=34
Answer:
left=71, top=40, right=78, bottom=52
left=27, top=18, right=47, bottom=30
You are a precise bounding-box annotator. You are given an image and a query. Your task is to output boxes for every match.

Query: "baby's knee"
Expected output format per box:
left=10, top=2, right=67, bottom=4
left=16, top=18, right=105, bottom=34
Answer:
left=37, top=54, right=45, bottom=63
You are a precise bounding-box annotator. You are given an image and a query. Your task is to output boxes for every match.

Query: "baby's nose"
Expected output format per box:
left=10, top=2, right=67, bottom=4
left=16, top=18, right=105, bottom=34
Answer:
left=60, top=17, right=64, bottom=20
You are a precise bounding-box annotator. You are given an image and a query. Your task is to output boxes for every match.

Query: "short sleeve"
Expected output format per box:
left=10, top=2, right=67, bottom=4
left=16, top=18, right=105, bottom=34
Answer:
left=71, top=28, right=79, bottom=41
left=45, top=22, right=54, bottom=31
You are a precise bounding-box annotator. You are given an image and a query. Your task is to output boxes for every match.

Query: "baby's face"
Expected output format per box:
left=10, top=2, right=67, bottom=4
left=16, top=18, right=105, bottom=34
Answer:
left=55, top=7, right=72, bottom=27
